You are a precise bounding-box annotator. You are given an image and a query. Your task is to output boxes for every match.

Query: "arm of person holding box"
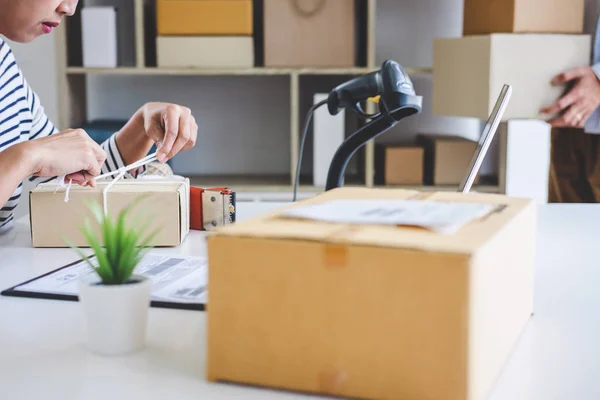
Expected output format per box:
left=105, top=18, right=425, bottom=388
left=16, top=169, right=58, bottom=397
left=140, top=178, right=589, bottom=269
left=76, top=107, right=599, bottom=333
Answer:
left=0, top=0, right=197, bottom=231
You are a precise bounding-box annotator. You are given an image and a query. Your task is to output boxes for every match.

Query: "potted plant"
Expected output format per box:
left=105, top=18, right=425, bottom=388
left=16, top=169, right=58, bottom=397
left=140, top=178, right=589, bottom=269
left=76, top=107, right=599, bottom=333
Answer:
left=66, top=199, right=158, bottom=356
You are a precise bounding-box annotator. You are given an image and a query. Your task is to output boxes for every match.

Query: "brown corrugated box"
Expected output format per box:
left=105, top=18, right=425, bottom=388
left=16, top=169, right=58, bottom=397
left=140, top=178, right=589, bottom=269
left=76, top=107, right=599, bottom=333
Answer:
left=432, top=34, right=591, bottom=120
left=156, top=36, right=254, bottom=68
left=375, top=145, right=424, bottom=185
left=418, top=134, right=481, bottom=186
left=156, top=0, right=253, bottom=35
left=206, top=187, right=536, bottom=400
left=263, top=0, right=355, bottom=67
left=463, top=0, right=585, bottom=35
left=29, top=179, right=190, bottom=248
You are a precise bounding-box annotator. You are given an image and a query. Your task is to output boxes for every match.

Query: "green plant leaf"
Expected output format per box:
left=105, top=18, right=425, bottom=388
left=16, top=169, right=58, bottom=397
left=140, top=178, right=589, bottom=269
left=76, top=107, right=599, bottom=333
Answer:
left=82, top=219, right=114, bottom=284
left=63, top=237, right=96, bottom=271
left=64, top=193, right=162, bottom=285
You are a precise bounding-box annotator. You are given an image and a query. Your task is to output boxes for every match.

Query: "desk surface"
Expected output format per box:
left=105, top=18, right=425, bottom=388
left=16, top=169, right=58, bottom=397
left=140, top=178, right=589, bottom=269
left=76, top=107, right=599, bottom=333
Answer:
left=1, top=202, right=599, bottom=400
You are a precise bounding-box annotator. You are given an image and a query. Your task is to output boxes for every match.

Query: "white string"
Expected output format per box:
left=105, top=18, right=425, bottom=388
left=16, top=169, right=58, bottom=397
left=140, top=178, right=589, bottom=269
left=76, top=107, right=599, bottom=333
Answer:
left=54, top=176, right=73, bottom=202
left=102, top=170, right=126, bottom=215
left=55, top=152, right=159, bottom=212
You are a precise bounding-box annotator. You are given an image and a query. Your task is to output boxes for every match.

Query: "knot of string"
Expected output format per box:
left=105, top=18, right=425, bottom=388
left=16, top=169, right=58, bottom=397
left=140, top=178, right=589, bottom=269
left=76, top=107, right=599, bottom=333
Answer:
left=55, top=152, right=158, bottom=215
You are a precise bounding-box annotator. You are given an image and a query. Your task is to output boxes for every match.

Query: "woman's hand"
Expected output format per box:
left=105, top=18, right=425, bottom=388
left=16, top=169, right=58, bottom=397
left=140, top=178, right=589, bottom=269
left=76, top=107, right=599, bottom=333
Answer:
left=26, top=129, right=107, bottom=186
left=141, top=102, right=198, bottom=162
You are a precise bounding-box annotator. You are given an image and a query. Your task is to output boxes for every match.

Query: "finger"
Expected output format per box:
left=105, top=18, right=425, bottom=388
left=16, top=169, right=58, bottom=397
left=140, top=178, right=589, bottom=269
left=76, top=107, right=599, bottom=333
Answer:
left=182, top=115, right=198, bottom=151
left=552, top=67, right=587, bottom=84
left=577, top=107, right=593, bottom=127
left=66, top=171, right=88, bottom=186
left=166, top=111, right=192, bottom=159
left=540, top=90, right=580, bottom=115
left=548, top=114, right=568, bottom=127
left=158, top=106, right=181, bottom=162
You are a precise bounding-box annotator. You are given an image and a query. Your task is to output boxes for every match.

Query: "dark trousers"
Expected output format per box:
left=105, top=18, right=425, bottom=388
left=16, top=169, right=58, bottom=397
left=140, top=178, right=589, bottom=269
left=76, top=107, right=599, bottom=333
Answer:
left=549, top=127, right=600, bottom=203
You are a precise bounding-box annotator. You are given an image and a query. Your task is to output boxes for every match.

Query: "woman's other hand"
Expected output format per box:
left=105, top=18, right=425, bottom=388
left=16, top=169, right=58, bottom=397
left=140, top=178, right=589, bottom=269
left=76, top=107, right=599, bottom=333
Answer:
left=26, top=128, right=107, bottom=186
left=140, top=102, right=198, bottom=163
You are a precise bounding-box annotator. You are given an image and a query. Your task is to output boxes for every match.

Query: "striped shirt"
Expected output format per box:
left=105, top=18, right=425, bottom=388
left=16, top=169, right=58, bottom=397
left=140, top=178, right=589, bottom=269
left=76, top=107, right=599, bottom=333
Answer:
left=0, top=38, right=133, bottom=231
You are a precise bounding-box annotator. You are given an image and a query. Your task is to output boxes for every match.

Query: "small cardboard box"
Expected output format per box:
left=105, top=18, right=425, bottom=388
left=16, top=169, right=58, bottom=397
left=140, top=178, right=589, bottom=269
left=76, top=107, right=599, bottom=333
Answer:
left=432, top=34, right=591, bottom=120
left=375, top=145, right=424, bottom=185
left=156, top=36, right=254, bottom=68
left=463, top=0, right=585, bottom=35
left=418, top=134, right=480, bottom=186
left=156, top=0, right=253, bottom=35
left=206, top=187, right=536, bottom=400
left=263, top=0, right=356, bottom=67
left=29, top=179, right=190, bottom=248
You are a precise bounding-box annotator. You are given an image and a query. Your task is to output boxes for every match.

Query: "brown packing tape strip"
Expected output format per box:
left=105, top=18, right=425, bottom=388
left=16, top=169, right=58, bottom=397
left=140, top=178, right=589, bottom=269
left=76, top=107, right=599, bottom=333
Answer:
left=318, top=369, right=348, bottom=394
left=322, top=225, right=360, bottom=269
left=291, top=0, right=327, bottom=17
left=323, top=244, right=348, bottom=269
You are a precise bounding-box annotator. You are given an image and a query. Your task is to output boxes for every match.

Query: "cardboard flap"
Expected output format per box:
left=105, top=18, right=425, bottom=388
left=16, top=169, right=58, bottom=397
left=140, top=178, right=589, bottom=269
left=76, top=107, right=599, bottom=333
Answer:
left=210, top=188, right=534, bottom=254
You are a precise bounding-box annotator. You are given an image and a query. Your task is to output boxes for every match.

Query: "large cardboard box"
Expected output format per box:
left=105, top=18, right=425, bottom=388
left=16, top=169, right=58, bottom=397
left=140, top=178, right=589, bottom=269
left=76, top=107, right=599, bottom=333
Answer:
left=463, top=0, right=585, bottom=35
left=432, top=34, right=591, bottom=120
left=263, top=0, right=356, bottom=67
left=206, top=187, right=536, bottom=400
left=29, top=179, right=190, bottom=248
left=375, top=145, right=424, bottom=185
left=156, top=0, right=253, bottom=35
left=417, top=134, right=481, bottom=186
left=156, top=36, right=254, bottom=68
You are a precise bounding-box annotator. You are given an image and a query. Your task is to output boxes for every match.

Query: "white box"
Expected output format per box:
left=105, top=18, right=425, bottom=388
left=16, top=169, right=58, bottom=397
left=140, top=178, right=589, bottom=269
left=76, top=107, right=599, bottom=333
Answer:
left=156, top=37, right=254, bottom=68
left=432, top=34, right=591, bottom=120
left=313, top=93, right=345, bottom=187
left=500, top=120, right=551, bottom=204
left=81, top=7, right=118, bottom=68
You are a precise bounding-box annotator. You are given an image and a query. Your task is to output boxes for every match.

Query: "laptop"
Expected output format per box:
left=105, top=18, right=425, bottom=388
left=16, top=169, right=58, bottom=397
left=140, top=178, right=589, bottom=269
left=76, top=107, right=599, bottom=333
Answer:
left=458, top=84, right=512, bottom=193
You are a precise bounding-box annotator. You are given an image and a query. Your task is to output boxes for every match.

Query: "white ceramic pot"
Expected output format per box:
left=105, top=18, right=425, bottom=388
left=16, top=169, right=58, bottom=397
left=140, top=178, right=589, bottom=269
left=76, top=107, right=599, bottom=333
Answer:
left=78, top=274, right=151, bottom=356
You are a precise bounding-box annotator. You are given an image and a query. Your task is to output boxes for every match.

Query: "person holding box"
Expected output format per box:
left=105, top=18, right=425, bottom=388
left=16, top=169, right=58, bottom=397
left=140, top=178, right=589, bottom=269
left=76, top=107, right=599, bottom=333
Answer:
left=541, top=9, right=600, bottom=202
left=0, top=0, right=198, bottom=231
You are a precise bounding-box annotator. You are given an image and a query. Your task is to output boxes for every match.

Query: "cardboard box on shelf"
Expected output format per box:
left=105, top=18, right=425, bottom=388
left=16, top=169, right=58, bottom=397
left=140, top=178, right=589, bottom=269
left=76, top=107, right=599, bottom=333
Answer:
left=417, top=134, right=480, bottom=186
left=463, top=0, right=585, bottom=35
left=156, top=0, right=253, bottom=35
left=156, top=36, right=254, bottom=68
left=263, top=0, right=356, bottom=67
left=206, top=187, right=537, bottom=400
left=374, top=144, right=424, bottom=185
left=29, top=179, right=190, bottom=248
left=432, top=34, right=591, bottom=120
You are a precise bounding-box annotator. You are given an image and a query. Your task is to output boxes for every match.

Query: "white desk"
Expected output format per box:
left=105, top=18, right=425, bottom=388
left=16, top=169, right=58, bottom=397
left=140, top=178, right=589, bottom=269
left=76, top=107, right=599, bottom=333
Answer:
left=1, top=202, right=599, bottom=400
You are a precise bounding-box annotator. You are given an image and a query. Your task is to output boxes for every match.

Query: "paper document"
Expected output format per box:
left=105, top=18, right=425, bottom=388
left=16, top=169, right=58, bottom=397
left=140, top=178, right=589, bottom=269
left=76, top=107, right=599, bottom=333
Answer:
left=282, top=199, right=495, bottom=234
left=14, top=253, right=208, bottom=305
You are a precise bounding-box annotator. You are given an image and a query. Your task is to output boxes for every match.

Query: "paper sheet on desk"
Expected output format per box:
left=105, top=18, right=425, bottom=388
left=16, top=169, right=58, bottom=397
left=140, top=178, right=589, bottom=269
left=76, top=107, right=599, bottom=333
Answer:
left=282, top=199, right=495, bottom=234
left=16, top=253, right=208, bottom=305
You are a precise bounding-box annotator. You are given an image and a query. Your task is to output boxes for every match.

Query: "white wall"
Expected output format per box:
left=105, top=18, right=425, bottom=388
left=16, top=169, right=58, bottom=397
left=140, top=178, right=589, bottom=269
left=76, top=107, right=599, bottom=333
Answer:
left=7, top=35, right=59, bottom=124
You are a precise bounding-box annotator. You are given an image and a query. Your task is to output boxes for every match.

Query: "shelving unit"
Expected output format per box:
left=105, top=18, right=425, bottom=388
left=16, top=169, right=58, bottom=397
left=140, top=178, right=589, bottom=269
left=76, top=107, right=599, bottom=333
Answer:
left=53, top=0, right=502, bottom=196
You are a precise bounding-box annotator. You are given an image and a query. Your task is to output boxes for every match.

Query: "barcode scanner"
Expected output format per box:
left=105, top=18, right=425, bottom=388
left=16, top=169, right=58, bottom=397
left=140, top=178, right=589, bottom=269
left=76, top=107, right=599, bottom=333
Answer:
left=327, top=60, right=421, bottom=120
left=293, top=60, right=423, bottom=200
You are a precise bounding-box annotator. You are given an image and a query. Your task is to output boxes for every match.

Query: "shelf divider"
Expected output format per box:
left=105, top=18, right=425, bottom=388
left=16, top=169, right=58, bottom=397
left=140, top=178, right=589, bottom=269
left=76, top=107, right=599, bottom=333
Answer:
left=134, top=0, right=146, bottom=68
left=290, top=72, right=300, bottom=187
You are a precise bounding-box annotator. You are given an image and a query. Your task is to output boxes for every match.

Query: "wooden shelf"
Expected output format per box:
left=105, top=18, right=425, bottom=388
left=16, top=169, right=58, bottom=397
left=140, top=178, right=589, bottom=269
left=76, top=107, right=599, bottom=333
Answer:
left=186, top=175, right=500, bottom=194
left=55, top=0, right=507, bottom=198
left=65, top=66, right=433, bottom=76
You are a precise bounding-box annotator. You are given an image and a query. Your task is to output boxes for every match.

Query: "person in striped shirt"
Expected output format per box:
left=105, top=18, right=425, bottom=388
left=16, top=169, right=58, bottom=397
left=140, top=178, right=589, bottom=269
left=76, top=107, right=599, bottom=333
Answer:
left=0, top=0, right=198, bottom=231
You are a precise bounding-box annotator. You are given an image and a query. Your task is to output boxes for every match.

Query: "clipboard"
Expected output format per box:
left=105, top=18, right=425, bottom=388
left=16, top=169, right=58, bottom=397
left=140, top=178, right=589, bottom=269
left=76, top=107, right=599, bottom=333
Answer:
left=1, top=254, right=207, bottom=311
